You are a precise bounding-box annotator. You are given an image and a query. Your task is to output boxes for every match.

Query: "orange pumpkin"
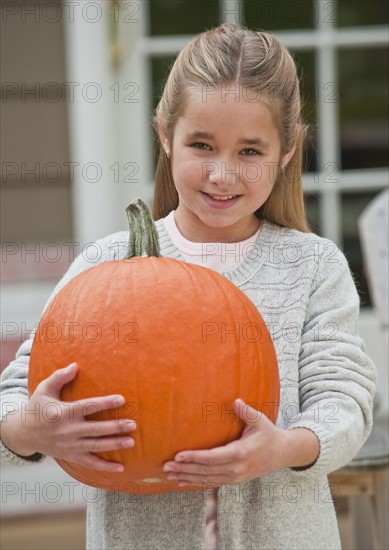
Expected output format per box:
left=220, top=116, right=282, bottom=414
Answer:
left=29, top=199, right=279, bottom=495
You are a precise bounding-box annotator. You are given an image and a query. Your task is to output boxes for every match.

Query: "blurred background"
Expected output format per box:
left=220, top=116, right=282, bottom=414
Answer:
left=1, top=1, right=388, bottom=548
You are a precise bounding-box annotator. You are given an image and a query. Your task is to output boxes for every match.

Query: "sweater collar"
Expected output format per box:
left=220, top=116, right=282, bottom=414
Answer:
left=155, top=218, right=281, bottom=286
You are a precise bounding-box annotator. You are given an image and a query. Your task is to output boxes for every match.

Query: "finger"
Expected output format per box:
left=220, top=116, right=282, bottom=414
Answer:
left=81, top=435, right=135, bottom=453
left=172, top=440, right=241, bottom=466
left=77, top=419, right=137, bottom=438
left=164, top=462, right=227, bottom=477
left=78, top=454, right=125, bottom=473
left=36, top=363, right=78, bottom=398
left=170, top=464, right=243, bottom=486
left=173, top=473, right=228, bottom=486
left=234, top=399, right=264, bottom=425
left=71, top=395, right=128, bottom=419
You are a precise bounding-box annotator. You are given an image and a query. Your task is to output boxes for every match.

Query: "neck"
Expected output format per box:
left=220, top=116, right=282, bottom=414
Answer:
left=173, top=211, right=261, bottom=243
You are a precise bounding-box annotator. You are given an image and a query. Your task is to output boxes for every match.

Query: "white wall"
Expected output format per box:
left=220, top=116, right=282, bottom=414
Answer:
left=63, top=0, right=152, bottom=248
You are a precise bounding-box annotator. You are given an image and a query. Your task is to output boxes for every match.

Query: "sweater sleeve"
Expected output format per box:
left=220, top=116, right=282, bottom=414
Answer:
left=0, top=235, right=122, bottom=466
left=286, top=243, right=377, bottom=477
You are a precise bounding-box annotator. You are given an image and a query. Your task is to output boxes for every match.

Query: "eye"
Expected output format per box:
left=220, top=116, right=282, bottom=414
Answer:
left=241, top=148, right=261, bottom=156
left=191, top=142, right=212, bottom=150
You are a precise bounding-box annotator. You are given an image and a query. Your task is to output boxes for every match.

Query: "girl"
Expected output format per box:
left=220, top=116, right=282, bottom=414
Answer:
left=0, top=23, right=376, bottom=550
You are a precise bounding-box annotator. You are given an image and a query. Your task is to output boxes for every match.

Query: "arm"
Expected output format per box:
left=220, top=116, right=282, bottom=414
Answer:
left=0, top=337, right=41, bottom=464
left=285, top=244, right=377, bottom=477
left=0, top=234, right=132, bottom=467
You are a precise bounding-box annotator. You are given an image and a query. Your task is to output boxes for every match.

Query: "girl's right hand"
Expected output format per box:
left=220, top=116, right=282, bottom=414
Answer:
left=1, top=363, right=136, bottom=472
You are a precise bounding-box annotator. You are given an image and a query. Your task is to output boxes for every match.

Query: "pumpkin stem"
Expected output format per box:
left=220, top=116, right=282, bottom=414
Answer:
left=125, top=198, right=161, bottom=259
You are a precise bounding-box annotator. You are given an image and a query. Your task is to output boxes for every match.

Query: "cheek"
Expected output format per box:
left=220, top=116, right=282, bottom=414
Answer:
left=173, top=159, right=204, bottom=187
left=258, top=161, right=279, bottom=187
left=244, top=163, right=262, bottom=183
left=243, top=163, right=277, bottom=192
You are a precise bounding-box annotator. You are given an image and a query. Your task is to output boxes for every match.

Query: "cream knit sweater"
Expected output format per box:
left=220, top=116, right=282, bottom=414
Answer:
left=0, top=219, right=377, bottom=549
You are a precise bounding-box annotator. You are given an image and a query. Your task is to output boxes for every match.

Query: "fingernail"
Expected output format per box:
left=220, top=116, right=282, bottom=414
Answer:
left=64, top=363, right=76, bottom=373
left=176, top=454, right=185, bottom=462
left=121, top=424, right=136, bottom=434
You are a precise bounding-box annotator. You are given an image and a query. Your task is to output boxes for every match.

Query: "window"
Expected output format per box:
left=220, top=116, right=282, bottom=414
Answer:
left=339, top=48, right=388, bottom=170
left=149, top=0, right=219, bottom=35
left=126, top=0, right=388, bottom=306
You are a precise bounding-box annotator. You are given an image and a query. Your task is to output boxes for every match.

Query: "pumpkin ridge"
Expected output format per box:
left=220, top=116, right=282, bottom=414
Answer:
left=166, top=262, right=178, bottom=469
left=133, top=261, right=145, bottom=470
left=179, top=261, right=211, bottom=445
left=152, top=257, right=174, bottom=470
left=214, top=271, right=242, bottom=439
left=233, top=285, right=261, bottom=409
left=164, top=259, right=175, bottom=465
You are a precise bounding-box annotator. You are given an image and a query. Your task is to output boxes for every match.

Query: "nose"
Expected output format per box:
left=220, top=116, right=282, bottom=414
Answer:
left=206, top=161, right=240, bottom=187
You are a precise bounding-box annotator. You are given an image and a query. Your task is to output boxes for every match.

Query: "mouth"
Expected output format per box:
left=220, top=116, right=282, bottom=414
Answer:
left=202, top=192, right=242, bottom=209
left=207, top=194, right=239, bottom=201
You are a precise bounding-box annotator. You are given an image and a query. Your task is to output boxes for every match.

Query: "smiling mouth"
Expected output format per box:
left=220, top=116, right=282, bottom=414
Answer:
left=206, top=193, right=239, bottom=201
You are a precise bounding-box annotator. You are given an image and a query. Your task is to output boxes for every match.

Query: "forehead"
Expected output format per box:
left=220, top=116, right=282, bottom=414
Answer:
left=177, top=86, right=279, bottom=140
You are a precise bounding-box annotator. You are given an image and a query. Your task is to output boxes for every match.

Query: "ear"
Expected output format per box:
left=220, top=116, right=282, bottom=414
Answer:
left=158, top=125, right=171, bottom=156
left=282, top=145, right=296, bottom=168
left=281, top=125, right=299, bottom=168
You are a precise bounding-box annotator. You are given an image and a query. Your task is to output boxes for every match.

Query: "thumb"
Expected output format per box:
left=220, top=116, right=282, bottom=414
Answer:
left=37, top=362, right=78, bottom=398
left=234, top=399, right=264, bottom=427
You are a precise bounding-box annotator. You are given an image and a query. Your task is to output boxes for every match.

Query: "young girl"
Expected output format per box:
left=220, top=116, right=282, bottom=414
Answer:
left=0, top=23, right=376, bottom=550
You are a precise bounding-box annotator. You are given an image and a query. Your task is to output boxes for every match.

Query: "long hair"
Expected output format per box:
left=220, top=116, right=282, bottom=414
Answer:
left=152, top=23, right=310, bottom=232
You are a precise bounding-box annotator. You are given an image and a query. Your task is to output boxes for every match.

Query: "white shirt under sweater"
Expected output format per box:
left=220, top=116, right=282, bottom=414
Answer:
left=164, top=211, right=262, bottom=550
left=163, top=211, right=262, bottom=272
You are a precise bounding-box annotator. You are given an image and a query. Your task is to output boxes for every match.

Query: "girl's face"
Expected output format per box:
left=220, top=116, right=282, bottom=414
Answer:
left=161, top=88, right=295, bottom=243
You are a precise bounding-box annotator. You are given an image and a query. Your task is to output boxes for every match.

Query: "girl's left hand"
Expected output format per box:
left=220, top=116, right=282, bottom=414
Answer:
left=163, top=399, right=288, bottom=487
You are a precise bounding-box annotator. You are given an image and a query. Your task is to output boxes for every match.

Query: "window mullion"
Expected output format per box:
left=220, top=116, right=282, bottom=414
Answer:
left=316, top=0, right=341, bottom=246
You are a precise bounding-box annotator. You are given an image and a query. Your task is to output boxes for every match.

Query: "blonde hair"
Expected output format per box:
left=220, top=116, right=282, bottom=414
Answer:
left=152, top=23, right=310, bottom=232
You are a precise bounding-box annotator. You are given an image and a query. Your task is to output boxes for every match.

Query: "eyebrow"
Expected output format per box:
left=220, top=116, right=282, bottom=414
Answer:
left=186, top=131, right=271, bottom=149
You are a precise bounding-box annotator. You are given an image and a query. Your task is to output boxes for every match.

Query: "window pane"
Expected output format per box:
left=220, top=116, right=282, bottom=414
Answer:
left=305, top=193, right=321, bottom=235
left=341, top=191, right=383, bottom=307
left=337, top=0, right=389, bottom=27
left=293, top=51, right=318, bottom=172
left=149, top=0, right=219, bottom=36
left=151, top=56, right=177, bottom=110
left=243, top=0, right=314, bottom=31
left=339, top=48, right=388, bottom=170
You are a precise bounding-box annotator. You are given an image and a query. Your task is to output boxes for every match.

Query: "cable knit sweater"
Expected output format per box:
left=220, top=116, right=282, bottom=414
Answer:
left=0, top=219, right=377, bottom=550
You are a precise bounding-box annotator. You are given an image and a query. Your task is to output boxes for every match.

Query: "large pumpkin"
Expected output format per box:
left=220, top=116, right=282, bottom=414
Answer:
left=29, top=199, right=279, bottom=495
